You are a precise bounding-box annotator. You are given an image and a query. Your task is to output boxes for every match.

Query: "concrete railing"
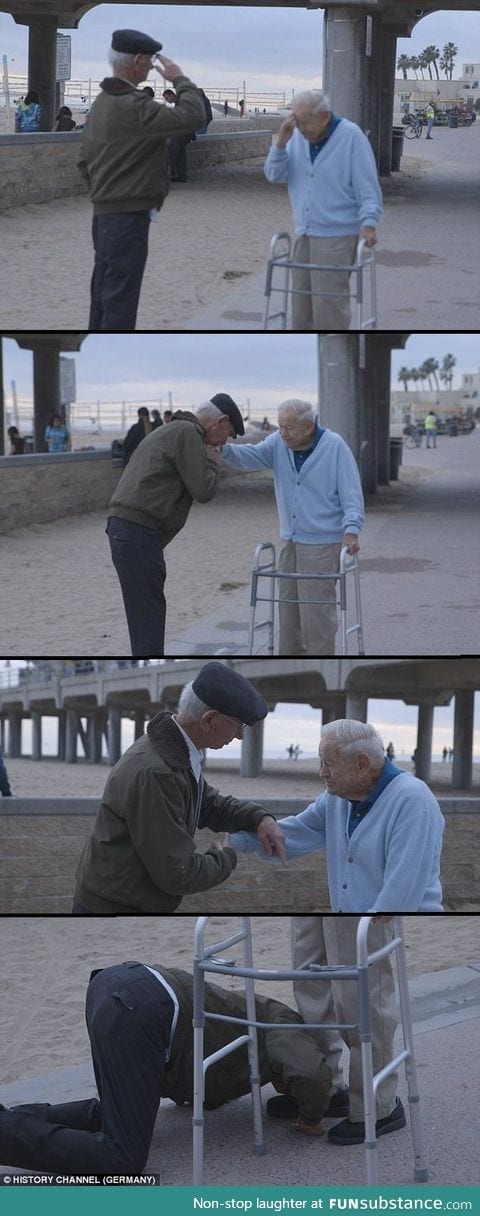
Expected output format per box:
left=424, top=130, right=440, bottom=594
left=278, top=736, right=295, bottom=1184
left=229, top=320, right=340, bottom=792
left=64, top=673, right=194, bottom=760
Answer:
left=1, top=796, right=478, bottom=913
left=0, top=449, right=121, bottom=532
left=0, top=128, right=274, bottom=210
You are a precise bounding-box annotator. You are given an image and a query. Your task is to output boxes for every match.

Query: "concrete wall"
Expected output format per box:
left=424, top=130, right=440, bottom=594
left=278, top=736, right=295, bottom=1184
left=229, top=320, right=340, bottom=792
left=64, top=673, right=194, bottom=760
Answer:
left=0, top=127, right=275, bottom=210
left=0, top=799, right=478, bottom=914
left=0, top=450, right=122, bottom=532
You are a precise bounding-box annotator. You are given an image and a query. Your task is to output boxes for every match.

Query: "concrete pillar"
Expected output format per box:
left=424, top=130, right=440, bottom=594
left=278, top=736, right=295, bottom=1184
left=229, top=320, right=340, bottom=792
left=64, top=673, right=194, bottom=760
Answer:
left=0, top=336, right=4, bottom=457
left=379, top=29, right=397, bottom=175
left=452, top=690, right=474, bottom=790
left=31, top=711, right=42, bottom=762
left=240, top=720, right=264, bottom=778
left=345, top=693, right=368, bottom=722
left=318, top=334, right=367, bottom=483
left=57, top=712, right=66, bottom=761
left=323, top=6, right=370, bottom=132
left=322, top=696, right=347, bottom=724
left=107, top=707, right=122, bottom=766
left=32, top=342, right=61, bottom=452
left=65, top=709, right=78, bottom=765
left=7, top=713, right=22, bottom=758
left=373, top=340, right=393, bottom=484
left=415, top=704, right=434, bottom=782
left=87, top=714, right=103, bottom=764
left=134, top=709, right=146, bottom=740
left=27, top=21, right=58, bottom=132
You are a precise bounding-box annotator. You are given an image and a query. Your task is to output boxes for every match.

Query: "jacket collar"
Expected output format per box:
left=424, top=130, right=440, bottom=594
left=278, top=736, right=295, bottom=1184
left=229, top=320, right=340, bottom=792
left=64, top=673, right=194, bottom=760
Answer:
left=146, top=711, right=192, bottom=770
left=100, top=76, right=139, bottom=96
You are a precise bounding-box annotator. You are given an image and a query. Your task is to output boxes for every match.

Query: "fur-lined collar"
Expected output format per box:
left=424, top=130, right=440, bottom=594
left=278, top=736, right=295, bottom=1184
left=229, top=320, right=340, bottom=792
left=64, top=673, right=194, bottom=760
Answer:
left=146, top=711, right=191, bottom=770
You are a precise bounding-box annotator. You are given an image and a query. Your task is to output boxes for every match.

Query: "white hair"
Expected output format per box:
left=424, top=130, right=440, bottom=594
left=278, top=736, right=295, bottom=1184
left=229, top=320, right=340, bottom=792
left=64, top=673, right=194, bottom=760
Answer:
left=321, top=720, right=385, bottom=765
left=195, top=400, right=224, bottom=426
left=108, top=49, right=136, bottom=71
left=292, top=90, right=331, bottom=115
left=278, top=398, right=316, bottom=422
left=177, top=683, right=210, bottom=721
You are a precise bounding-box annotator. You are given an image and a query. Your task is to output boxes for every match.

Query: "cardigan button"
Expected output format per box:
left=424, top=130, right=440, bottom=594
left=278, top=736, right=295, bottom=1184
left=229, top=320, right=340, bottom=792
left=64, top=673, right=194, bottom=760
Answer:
left=342, top=883, right=347, bottom=889
left=348, top=856, right=353, bottom=863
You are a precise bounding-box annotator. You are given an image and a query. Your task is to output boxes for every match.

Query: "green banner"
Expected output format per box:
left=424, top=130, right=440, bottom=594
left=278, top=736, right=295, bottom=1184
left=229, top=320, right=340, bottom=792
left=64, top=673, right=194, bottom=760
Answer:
left=0, top=1185, right=478, bottom=1215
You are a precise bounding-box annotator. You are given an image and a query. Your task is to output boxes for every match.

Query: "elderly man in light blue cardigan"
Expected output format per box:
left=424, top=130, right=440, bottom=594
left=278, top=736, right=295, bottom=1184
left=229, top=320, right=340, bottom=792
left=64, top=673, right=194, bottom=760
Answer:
left=265, top=89, right=383, bottom=330
left=221, top=398, right=364, bottom=655
left=230, top=720, right=445, bottom=912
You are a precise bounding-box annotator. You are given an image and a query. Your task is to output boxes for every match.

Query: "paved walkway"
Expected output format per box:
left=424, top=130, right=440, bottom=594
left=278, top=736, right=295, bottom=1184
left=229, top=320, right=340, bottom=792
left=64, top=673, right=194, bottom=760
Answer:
left=167, top=429, right=480, bottom=656
left=1, top=961, right=479, bottom=1185
left=185, top=122, right=480, bottom=331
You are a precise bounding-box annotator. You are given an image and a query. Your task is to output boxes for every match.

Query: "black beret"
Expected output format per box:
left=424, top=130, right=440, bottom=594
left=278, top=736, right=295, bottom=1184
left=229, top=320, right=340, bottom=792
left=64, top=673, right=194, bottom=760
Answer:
left=210, top=392, right=245, bottom=437
left=111, top=29, right=162, bottom=55
left=192, top=662, right=268, bottom=726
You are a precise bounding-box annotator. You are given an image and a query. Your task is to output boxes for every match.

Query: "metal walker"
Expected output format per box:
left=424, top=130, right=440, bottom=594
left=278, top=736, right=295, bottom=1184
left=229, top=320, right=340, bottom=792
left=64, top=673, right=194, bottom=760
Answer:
left=264, top=233, right=378, bottom=330
left=248, top=542, right=365, bottom=655
left=193, top=916, right=429, bottom=1187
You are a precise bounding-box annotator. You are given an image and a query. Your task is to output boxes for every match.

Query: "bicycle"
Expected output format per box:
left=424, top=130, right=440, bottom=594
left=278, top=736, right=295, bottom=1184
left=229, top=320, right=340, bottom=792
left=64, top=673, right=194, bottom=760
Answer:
left=403, top=424, right=424, bottom=448
left=402, top=115, right=423, bottom=140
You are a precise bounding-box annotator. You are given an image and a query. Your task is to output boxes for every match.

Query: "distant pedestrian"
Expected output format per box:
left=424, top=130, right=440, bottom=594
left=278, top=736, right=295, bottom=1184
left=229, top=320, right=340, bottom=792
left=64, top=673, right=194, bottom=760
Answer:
left=425, top=103, right=435, bottom=140
left=151, top=409, right=163, bottom=429
left=54, top=106, right=76, bottom=131
left=0, top=745, right=12, bottom=797
left=442, top=747, right=448, bottom=762
left=386, top=741, right=395, bottom=760
left=223, top=99, right=228, bottom=117
left=264, top=89, right=382, bottom=330
left=15, top=90, right=41, bottom=132
left=123, top=407, right=152, bottom=465
left=424, top=411, right=437, bottom=449
left=448, top=748, right=454, bottom=762
left=163, top=410, right=173, bottom=423
left=7, top=426, right=26, bottom=455
left=196, top=88, right=213, bottom=134
left=239, top=99, right=245, bottom=117
left=287, top=744, right=295, bottom=759
left=44, top=414, right=69, bottom=453
left=77, top=29, right=206, bottom=331
left=142, top=86, right=155, bottom=98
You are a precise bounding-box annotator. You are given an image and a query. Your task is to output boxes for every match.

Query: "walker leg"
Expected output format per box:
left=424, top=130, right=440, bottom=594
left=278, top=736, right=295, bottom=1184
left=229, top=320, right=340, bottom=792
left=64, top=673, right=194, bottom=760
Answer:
left=358, top=967, right=378, bottom=1185
left=354, top=565, right=365, bottom=655
left=395, top=923, right=429, bottom=1182
left=243, top=917, right=266, bottom=1156
left=192, top=965, right=206, bottom=1184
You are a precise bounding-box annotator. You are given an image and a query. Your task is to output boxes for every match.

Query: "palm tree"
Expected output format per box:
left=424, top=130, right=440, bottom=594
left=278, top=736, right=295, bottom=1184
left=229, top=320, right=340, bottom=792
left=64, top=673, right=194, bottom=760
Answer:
left=421, top=358, right=440, bottom=393
left=397, top=54, right=411, bottom=80
left=409, top=56, right=421, bottom=80
left=422, top=47, right=435, bottom=81
left=398, top=367, right=413, bottom=391
left=441, top=42, right=458, bottom=81
left=417, top=52, right=428, bottom=80
left=423, top=45, right=441, bottom=81
left=441, top=353, right=457, bottom=390
left=418, top=362, right=431, bottom=390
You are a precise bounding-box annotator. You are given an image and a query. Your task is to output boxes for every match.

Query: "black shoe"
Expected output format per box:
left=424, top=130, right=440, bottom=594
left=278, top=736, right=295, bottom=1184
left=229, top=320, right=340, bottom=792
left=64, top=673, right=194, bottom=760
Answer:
left=267, top=1087, right=349, bottom=1121
left=327, top=1097, right=406, bottom=1145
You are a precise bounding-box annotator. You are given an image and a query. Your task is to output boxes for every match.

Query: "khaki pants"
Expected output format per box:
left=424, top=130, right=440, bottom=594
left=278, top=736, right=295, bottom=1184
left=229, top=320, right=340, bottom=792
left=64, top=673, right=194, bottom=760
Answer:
left=278, top=540, right=341, bottom=656
left=291, top=917, right=398, bottom=1120
left=291, top=234, right=358, bottom=330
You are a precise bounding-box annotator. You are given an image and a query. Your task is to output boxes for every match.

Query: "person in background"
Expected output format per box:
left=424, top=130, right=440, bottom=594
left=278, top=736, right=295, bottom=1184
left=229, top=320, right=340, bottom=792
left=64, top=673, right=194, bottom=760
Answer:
left=425, top=103, right=435, bottom=140
left=54, top=106, right=76, bottom=131
left=151, top=408, right=164, bottom=429
left=15, top=90, right=41, bottom=132
left=0, top=744, right=13, bottom=796
left=7, top=426, right=26, bottom=455
left=44, top=414, right=69, bottom=453
left=123, top=406, right=152, bottom=465
left=163, top=409, right=173, bottom=423
left=424, top=411, right=438, bottom=449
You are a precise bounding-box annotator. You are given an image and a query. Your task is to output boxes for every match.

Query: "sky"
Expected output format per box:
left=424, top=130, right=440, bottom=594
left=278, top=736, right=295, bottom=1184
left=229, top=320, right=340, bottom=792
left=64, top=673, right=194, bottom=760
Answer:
left=1, top=6, right=478, bottom=95
left=2, top=334, right=479, bottom=421
left=1, top=661, right=479, bottom=759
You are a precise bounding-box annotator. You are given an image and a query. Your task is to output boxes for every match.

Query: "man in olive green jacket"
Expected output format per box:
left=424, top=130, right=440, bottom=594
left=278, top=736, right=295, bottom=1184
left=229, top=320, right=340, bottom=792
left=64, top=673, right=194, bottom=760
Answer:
left=0, top=963, right=333, bottom=1174
left=77, top=28, right=206, bottom=331
left=73, top=661, right=286, bottom=914
left=107, top=393, right=244, bottom=657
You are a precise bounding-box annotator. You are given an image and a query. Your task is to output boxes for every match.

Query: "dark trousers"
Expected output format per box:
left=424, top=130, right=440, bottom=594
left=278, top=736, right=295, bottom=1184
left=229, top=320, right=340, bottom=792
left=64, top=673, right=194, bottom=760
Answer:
left=0, top=755, right=12, bottom=796
left=107, top=517, right=167, bottom=658
left=168, top=136, right=189, bottom=181
left=0, top=964, right=174, bottom=1173
left=89, top=211, right=150, bottom=331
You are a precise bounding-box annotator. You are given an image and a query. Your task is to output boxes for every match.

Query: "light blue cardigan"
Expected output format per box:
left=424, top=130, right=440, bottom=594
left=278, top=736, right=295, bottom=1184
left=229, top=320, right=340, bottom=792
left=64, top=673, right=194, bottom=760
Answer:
left=230, top=772, right=445, bottom=912
left=222, top=428, right=364, bottom=544
left=264, top=120, right=383, bottom=237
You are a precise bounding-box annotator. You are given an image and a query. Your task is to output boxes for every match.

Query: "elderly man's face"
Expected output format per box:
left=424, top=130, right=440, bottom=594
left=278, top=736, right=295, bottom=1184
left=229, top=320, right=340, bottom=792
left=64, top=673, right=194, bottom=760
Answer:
left=201, top=711, right=247, bottom=749
left=319, top=740, right=373, bottom=800
left=278, top=409, right=316, bottom=451
left=292, top=104, right=331, bottom=142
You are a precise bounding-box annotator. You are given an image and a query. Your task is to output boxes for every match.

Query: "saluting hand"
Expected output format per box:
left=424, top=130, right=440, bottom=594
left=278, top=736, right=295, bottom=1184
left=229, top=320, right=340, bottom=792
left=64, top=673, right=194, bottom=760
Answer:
left=153, top=53, right=184, bottom=81
left=275, top=114, right=297, bottom=149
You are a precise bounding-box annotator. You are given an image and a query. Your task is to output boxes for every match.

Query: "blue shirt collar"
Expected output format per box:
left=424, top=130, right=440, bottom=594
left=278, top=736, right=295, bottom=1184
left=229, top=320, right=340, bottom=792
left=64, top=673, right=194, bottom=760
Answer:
left=350, top=757, right=403, bottom=812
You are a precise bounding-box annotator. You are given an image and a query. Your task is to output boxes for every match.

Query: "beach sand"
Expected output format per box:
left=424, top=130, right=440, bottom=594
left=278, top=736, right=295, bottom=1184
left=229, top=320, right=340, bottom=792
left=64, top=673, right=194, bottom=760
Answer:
left=0, top=159, right=289, bottom=331
left=0, top=473, right=280, bottom=654
left=0, top=914, right=478, bottom=1085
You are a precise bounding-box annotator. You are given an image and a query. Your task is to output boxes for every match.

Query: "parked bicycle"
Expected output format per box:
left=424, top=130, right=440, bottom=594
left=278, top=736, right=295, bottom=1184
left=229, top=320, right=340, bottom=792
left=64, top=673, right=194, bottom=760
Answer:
left=403, top=424, right=424, bottom=448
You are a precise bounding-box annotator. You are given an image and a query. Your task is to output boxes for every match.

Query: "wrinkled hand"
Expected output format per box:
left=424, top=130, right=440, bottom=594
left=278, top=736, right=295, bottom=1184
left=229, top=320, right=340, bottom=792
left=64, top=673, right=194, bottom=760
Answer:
left=359, top=226, right=378, bottom=248
left=153, top=53, right=183, bottom=81
left=276, top=114, right=297, bottom=148
left=343, top=533, right=360, bottom=555
left=205, top=444, right=224, bottom=467
left=256, top=815, right=286, bottom=864
left=214, top=832, right=231, bottom=850
left=292, top=1117, right=325, bottom=1137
